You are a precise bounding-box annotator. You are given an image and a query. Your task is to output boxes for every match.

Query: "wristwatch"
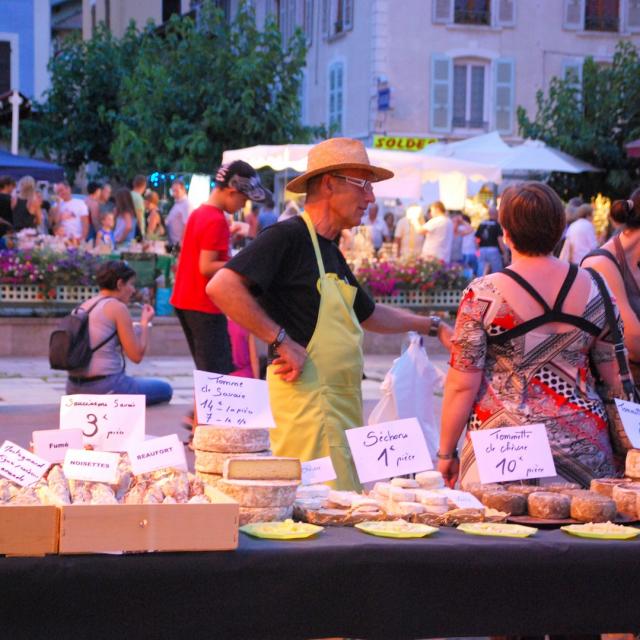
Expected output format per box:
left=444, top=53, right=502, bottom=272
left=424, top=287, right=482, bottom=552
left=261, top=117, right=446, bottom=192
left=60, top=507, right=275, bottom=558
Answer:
left=436, top=449, right=458, bottom=460
left=428, top=316, right=441, bottom=337
left=270, top=327, right=287, bottom=352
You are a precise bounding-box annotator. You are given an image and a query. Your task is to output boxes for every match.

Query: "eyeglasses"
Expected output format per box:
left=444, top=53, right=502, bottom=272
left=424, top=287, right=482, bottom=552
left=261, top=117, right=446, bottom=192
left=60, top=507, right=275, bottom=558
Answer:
left=331, top=174, right=374, bottom=193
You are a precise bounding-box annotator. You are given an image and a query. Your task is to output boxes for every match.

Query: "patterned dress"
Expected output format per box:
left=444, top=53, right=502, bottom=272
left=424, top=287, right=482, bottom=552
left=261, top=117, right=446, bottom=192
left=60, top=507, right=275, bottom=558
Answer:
left=450, top=271, right=618, bottom=488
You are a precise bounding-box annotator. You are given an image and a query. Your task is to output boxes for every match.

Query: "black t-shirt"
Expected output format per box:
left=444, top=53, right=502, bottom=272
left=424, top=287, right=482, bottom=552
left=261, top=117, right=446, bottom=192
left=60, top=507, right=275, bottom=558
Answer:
left=225, top=216, right=375, bottom=347
left=0, top=193, right=12, bottom=226
left=475, top=220, right=503, bottom=248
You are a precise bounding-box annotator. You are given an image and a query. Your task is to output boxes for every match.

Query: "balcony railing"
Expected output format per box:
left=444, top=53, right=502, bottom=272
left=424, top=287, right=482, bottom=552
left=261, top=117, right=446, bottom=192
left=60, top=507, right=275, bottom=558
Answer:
left=454, top=9, right=490, bottom=25
left=584, top=14, right=619, bottom=32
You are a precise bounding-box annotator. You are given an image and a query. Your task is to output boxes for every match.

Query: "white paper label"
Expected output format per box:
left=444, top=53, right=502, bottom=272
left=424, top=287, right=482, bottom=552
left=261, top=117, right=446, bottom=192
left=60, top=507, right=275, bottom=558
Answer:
left=614, top=398, right=640, bottom=448
left=32, top=429, right=84, bottom=464
left=0, top=440, right=49, bottom=487
left=128, top=434, right=187, bottom=476
left=193, top=370, right=275, bottom=428
left=345, top=418, right=433, bottom=484
left=440, top=488, right=484, bottom=510
left=59, top=394, right=146, bottom=452
left=301, top=456, right=337, bottom=485
left=63, top=449, right=120, bottom=484
left=470, top=423, right=556, bottom=484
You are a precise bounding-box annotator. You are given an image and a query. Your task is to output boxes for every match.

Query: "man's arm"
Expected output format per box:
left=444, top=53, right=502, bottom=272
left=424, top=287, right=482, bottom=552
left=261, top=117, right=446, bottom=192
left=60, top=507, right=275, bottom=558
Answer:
left=361, top=304, right=452, bottom=350
left=206, top=268, right=307, bottom=381
left=80, top=215, right=89, bottom=240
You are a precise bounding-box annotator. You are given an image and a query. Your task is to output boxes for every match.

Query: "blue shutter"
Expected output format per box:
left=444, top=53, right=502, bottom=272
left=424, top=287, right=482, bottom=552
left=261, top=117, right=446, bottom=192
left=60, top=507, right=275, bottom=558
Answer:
left=430, top=54, right=452, bottom=133
left=563, top=0, right=584, bottom=29
left=344, top=0, right=354, bottom=30
left=626, top=0, right=640, bottom=32
left=432, top=0, right=453, bottom=23
left=493, top=57, right=515, bottom=134
left=496, top=0, right=516, bottom=27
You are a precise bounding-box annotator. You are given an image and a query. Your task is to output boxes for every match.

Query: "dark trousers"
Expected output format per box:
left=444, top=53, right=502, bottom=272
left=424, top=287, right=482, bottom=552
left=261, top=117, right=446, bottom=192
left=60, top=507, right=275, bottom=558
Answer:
left=175, top=308, right=233, bottom=375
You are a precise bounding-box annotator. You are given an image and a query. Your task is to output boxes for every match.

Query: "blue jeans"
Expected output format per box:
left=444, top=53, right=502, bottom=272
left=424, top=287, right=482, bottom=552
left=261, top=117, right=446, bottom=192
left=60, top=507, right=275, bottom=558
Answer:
left=462, top=253, right=479, bottom=278
left=66, top=373, right=173, bottom=406
left=478, top=247, right=503, bottom=275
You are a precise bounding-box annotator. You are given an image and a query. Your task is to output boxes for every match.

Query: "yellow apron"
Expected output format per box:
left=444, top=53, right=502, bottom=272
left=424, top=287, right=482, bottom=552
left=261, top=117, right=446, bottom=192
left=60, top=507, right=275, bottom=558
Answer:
left=267, top=212, right=364, bottom=491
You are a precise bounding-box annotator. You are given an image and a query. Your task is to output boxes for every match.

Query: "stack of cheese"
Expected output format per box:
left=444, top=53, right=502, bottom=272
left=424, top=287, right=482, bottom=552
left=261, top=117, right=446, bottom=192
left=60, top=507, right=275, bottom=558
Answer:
left=369, top=472, right=448, bottom=518
left=192, top=425, right=272, bottom=487
left=216, top=456, right=301, bottom=526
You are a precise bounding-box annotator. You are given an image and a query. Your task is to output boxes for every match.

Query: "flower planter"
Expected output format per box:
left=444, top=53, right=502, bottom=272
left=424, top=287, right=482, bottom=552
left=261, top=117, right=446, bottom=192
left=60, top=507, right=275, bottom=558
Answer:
left=373, top=289, right=462, bottom=311
left=0, top=284, right=44, bottom=302
left=0, top=284, right=99, bottom=317
left=55, top=285, right=100, bottom=303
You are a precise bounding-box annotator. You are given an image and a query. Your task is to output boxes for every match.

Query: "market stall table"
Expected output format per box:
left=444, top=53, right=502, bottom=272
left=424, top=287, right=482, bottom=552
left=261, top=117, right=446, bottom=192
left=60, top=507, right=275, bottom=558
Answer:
left=1, top=525, right=638, bottom=639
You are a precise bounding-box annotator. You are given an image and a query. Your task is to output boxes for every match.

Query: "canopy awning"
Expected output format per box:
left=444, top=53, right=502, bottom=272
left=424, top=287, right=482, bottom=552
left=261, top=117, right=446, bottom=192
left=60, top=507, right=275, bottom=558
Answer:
left=0, top=149, right=65, bottom=182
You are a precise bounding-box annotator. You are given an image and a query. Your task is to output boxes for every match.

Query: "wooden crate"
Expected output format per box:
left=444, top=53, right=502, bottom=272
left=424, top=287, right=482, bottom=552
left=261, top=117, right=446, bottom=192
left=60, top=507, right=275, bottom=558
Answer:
left=58, top=487, right=239, bottom=554
left=0, top=506, right=59, bottom=556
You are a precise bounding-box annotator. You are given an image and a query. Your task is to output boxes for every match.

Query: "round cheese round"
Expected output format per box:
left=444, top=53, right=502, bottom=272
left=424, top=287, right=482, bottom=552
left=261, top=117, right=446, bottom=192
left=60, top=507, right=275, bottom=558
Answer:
left=194, top=449, right=271, bottom=474
left=391, top=477, right=420, bottom=489
left=506, top=484, right=542, bottom=496
left=570, top=493, right=617, bottom=523
left=193, top=426, right=271, bottom=453
left=612, top=482, right=640, bottom=519
left=415, top=471, right=444, bottom=490
left=481, top=491, right=526, bottom=516
left=590, top=477, right=628, bottom=498
left=239, top=505, right=293, bottom=526
left=527, top=492, right=570, bottom=519
left=625, top=449, right=640, bottom=479
left=217, top=479, right=299, bottom=507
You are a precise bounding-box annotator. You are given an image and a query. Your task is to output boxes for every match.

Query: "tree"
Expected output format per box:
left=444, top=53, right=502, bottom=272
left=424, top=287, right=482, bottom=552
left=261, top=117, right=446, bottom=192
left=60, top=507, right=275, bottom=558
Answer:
left=110, top=1, right=315, bottom=178
left=517, top=41, right=640, bottom=200
left=23, top=24, right=143, bottom=181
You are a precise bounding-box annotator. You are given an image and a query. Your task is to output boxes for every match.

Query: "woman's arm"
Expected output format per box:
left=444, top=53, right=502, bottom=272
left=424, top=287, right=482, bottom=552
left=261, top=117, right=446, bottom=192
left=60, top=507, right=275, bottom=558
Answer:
left=108, top=301, right=153, bottom=364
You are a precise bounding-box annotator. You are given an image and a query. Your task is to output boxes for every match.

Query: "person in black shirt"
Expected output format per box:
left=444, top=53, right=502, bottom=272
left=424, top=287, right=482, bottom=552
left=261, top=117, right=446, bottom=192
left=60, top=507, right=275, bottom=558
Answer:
left=475, top=205, right=506, bottom=274
left=207, top=138, right=453, bottom=491
left=0, top=175, right=16, bottom=237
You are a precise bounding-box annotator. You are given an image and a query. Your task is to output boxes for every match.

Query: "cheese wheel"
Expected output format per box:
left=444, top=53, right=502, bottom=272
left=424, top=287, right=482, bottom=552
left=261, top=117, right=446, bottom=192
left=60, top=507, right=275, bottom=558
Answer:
left=612, top=482, right=640, bottom=518
left=193, top=426, right=271, bottom=453
left=527, top=492, right=570, bottom=519
left=373, top=482, right=392, bottom=497
left=415, top=471, right=444, bottom=490
left=295, top=498, right=325, bottom=510
left=194, top=449, right=271, bottom=474
left=463, top=482, right=505, bottom=501
left=394, top=501, right=426, bottom=516
left=481, top=491, right=526, bottom=516
left=415, top=490, right=448, bottom=507
left=326, top=490, right=358, bottom=508
left=570, top=494, right=617, bottom=523
left=194, top=471, right=221, bottom=487
left=391, top=477, right=420, bottom=489
left=544, top=482, right=582, bottom=493
left=590, top=478, right=629, bottom=498
left=296, top=484, right=331, bottom=500
left=217, top=479, right=299, bottom=507
left=423, top=504, right=450, bottom=516
left=389, top=486, right=416, bottom=502
left=238, top=505, right=293, bottom=526
left=224, top=456, right=301, bottom=481
left=625, top=449, right=640, bottom=479
left=506, top=484, right=542, bottom=496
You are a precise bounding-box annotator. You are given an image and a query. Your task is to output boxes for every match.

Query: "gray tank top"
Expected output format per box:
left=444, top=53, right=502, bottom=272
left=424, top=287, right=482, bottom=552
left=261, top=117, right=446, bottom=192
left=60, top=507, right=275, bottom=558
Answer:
left=70, top=296, right=125, bottom=377
left=611, top=235, right=640, bottom=321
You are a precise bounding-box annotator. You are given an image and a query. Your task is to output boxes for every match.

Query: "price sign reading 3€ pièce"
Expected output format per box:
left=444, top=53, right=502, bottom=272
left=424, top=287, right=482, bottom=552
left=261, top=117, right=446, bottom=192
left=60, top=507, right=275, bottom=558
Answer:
left=470, top=423, right=556, bottom=484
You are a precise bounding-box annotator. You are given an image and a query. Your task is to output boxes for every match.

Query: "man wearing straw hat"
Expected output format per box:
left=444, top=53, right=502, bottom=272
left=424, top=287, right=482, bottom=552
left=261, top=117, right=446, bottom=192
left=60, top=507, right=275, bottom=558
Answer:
left=207, top=138, right=452, bottom=491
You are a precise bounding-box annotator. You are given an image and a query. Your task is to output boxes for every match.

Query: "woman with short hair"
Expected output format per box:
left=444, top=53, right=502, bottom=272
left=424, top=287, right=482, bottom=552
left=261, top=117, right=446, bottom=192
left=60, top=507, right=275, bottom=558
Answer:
left=438, top=182, right=621, bottom=489
left=65, top=260, right=172, bottom=405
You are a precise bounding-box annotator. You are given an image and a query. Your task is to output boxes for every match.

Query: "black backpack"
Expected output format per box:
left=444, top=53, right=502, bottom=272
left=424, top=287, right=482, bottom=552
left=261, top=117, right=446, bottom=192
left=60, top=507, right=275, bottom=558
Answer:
left=49, top=297, right=117, bottom=371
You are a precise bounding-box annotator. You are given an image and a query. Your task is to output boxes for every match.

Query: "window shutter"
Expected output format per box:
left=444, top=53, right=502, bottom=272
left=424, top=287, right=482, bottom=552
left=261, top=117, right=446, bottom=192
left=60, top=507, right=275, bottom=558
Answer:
left=562, top=57, right=583, bottom=104
left=563, top=0, right=584, bottom=29
left=304, top=0, right=314, bottom=43
left=0, top=42, right=10, bottom=94
left=430, top=54, right=453, bottom=133
left=626, top=0, right=640, bottom=32
left=496, top=0, right=516, bottom=26
left=432, top=0, right=453, bottom=23
left=322, top=0, right=330, bottom=36
left=344, top=0, right=354, bottom=30
left=493, top=57, right=515, bottom=134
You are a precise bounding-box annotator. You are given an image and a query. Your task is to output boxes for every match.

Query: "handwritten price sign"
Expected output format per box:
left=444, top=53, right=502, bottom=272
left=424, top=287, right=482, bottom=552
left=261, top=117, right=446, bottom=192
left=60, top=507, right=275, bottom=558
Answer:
left=345, top=418, right=433, bottom=484
left=59, top=394, right=145, bottom=452
left=614, top=399, right=640, bottom=448
left=193, top=370, right=275, bottom=428
left=470, top=423, right=556, bottom=484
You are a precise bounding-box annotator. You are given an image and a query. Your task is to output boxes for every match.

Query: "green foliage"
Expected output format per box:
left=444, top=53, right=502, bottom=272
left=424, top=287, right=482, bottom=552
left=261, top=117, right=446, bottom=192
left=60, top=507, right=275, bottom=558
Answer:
left=517, top=41, right=640, bottom=200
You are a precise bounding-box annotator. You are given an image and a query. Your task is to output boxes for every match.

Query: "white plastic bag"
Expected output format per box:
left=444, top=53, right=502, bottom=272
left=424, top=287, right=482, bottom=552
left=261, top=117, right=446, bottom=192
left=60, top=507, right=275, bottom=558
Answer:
left=368, top=332, right=441, bottom=462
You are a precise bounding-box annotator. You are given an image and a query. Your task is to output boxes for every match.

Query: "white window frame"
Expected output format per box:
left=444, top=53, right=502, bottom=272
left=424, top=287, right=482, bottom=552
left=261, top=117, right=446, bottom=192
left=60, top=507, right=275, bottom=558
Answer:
left=564, top=0, right=640, bottom=33
left=0, top=33, right=19, bottom=94
left=328, top=59, right=345, bottom=136
left=433, top=0, right=516, bottom=28
left=323, top=0, right=354, bottom=39
left=452, top=58, right=490, bottom=133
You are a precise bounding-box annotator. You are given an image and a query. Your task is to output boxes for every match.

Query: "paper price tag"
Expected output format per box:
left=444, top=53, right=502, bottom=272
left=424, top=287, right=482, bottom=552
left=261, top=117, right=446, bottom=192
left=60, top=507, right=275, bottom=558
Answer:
left=193, top=370, right=275, bottom=428
left=614, top=398, right=640, bottom=448
left=345, top=418, right=433, bottom=484
left=301, top=457, right=337, bottom=485
left=128, top=434, right=187, bottom=476
left=33, top=429, right=84, bottom=464
left=63, top=449, right=120, bottom=484
left=0, top=441, right=49, bottom=487
left=440, top=488, right=484, bottom=510
left=470, top=424, right=556, bottom=484
left=59, top=395, right=145, bottom=452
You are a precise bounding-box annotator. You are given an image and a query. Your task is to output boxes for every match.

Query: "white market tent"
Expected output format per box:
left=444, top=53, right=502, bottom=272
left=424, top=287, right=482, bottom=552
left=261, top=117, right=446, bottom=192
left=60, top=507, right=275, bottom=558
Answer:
left=222, top=144, right=502, bottom=200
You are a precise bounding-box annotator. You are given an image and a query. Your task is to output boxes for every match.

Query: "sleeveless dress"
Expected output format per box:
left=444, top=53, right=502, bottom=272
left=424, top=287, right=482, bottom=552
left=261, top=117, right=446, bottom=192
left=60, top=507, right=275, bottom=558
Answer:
left=450, top=265, right=618, bottom=488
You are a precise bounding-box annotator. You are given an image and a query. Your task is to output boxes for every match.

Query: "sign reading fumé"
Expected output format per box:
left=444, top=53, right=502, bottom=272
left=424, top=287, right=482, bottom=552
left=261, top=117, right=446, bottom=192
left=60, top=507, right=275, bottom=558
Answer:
left=345, top=418, right=433, bottom=483
left=193, top=370, right=275, bottom=428
left=63, top=449, right=120, bottom=484
left=0, top=440, right=49, bottom=487
left=59, top=394, right=145, bottom=452
left=614, top=398, right=640, bottom=448
left=128, top=434, right=187, bottom=476
left=470, top=423, right=556, bottom=484
left=32, top=428, right=84, bottom=464
left=301, top=456, right=337, bottom=485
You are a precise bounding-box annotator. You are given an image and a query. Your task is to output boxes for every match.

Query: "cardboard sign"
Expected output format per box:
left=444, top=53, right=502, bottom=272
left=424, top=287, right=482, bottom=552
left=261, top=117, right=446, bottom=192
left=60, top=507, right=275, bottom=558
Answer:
left=59, top=394, right=145, bottom=452
left=440, top=488, right=484, bottom=510
left=32, top=429, right=84, bottom=464
left=63, top=449, right=120, bottom=484
left=0, top=441, right=49, bottom=487
left=470, top=424, right=556, bottom=484
left=614, top=398, right=640, bottom=448
left=128, top=434, right=187, bottom=476
left=301, top=456, right=337, bottom=486
left=345, top=418, right=433, bottom=484
left=193, top=370, right=275, bottom=428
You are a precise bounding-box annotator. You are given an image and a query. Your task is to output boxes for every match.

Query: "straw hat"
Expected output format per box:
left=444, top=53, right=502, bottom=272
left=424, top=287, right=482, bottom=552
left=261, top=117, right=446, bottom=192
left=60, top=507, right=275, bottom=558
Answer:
left=286, top=138, right=394, bottom=193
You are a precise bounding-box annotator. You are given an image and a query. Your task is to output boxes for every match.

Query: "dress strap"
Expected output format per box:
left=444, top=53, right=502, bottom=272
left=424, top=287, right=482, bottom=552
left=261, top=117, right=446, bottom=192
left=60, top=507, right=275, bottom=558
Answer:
left=301, top=211, right=326, bottom=278
left=552, top=263, right=578, bottom=312
left=500, top=268, right=550, bottom=312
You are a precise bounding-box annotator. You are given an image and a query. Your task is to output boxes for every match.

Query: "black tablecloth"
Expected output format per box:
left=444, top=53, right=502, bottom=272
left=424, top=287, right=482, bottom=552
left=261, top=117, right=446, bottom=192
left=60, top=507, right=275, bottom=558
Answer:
left=2, top=526, right=640, bottom=639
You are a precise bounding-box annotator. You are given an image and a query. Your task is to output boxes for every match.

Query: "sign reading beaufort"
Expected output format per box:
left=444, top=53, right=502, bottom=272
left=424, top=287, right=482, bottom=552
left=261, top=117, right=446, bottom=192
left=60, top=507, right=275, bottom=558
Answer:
left=128, top=434, right=187, bottom=476
left=193, top=370, right=275, bottom=428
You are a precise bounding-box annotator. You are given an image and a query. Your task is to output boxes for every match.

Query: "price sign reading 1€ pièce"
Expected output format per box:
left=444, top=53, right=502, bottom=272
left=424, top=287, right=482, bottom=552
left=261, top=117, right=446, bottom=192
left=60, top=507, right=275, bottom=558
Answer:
left=345, top=417, right=433, bottom=484
left=470, top=423, right=556, bottom=484
left=614, top=398, right=640, bottom=448
left=59, top=394, right=145, bottom=452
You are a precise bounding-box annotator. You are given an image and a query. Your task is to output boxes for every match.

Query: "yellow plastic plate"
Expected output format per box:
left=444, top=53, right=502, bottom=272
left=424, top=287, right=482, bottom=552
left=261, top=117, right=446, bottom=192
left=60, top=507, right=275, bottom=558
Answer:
left=354, top=520, right=438, bottom=539
left=457, top=522, right=538, bottom=538
left=239, top=520, right=324, bottom=540
left=561, top=524, right=640, bottom=540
